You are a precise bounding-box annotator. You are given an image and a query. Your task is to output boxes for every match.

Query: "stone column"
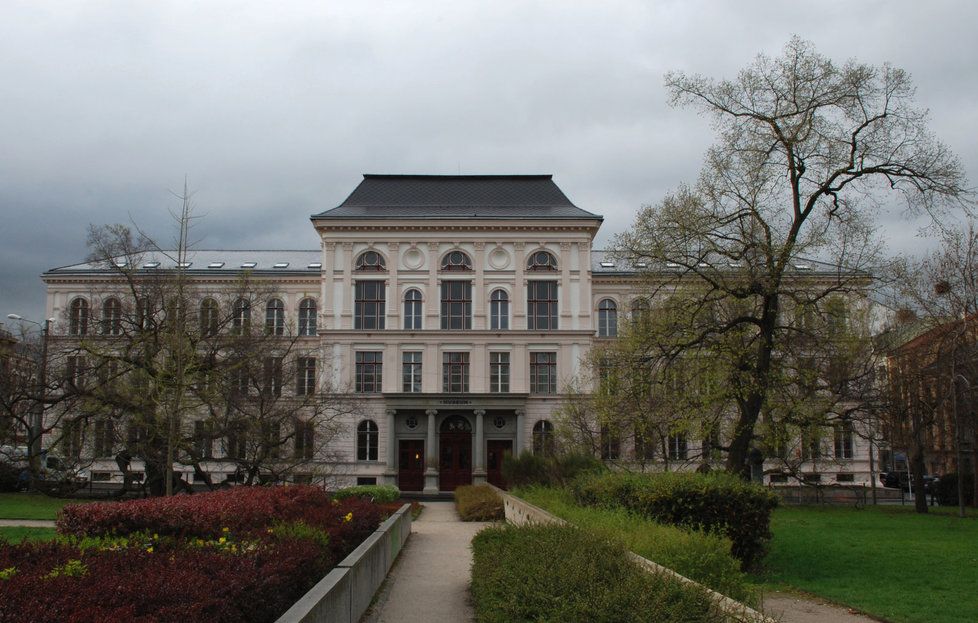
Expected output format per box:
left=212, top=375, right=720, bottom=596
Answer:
left=515, top=409, right=526, bottom=455
left=385, top=409, right=398, bottom=486
left=340, top=242, right=353, bottom=329
left=560, top=241, right=572, bottom=322
left=473, top=409, right=487, bottom=484
left=513, top=242, right=526, bottom=327
left=424, top=409, right=439, bottom=494
left=473, top=241, right=486, bottom=330
left=321, top=241, right=334, bottom=330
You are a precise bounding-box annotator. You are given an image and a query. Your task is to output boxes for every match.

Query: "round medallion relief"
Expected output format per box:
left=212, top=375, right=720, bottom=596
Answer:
left=405, top=416, right=419, bottom=430
left=403, top=247, right=425, bottom=270
left=493, top=416, right=506, bottom=429
left=488, top=246, right=510, bottom=270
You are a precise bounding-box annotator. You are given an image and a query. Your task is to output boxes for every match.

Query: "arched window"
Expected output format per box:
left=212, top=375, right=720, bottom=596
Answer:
left=355, top=250, right=386, bottom=272
left=298, top=298, right=317, bottom=336
left=356, top=420, right=379, bottom=461
left=199, top=298, right=219, bottom=337
left=404, top=289, right=422, bottom=330
left=265, top=299, right=285, bottom=335
left=440, top=250, right=473, bottom=271
left=232, top=299, right=251, bottom=333
left=101, top=298, right=122, bottom=336
left=490, top=289, right=509, bottom=330
left=69, top=298, right=89, bottom=336
left=597, top=299, right=618, bottom=337
left=533, top=420, right=555, bottom=456
left=527, top=250, right=558, bottom=272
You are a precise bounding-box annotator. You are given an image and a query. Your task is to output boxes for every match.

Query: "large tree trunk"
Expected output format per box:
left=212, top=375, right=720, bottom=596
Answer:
left=909, top=444, right=929, bottom=514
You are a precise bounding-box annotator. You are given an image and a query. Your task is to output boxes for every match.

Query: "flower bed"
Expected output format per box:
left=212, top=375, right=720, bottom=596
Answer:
left=0, top=486, right=387, bottom=623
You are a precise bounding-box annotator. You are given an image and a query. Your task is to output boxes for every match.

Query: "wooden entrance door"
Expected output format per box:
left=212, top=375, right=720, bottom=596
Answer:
left=439, top=415, right=473, bottom=491
left=486, top=440, right=513, bottom=489
left=398, top=440, right=424, bottom=492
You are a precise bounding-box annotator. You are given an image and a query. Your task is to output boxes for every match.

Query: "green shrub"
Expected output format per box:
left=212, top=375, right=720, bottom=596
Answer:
left=501, top=451, right=605, bottom=488
left=332, top=484, right=400, bottom=504
left=572, top=472, right=778, bottom=570
left=454, top=485, right=504, bottom=521
left=471, top=523, right=725, bottom=623
left=517, top=486, right=753, bottom=604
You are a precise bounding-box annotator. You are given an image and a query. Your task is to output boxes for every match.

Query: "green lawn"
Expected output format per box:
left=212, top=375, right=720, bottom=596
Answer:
left=0, top=526, right=57, bottom=543
left=756, top=506, right=978, bottom=623
left=0, top=492, right=93, bottom=520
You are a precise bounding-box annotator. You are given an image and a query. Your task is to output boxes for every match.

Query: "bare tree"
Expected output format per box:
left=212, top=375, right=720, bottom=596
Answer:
left=614, top=37, right=971, bottom=477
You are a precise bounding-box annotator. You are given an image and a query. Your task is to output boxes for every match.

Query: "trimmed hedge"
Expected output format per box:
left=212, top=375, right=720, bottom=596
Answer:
left=3, top=486, right=388, bottom=623
left=454, top=485, right=504, bottom=521
left=471, top=523, right=725, bottom=623
left=516, top=485, right=753, bottom=603
left=332, top=484, right=400, bottom=504
left=501, top=451, right=605, bottom=488
left=572, top=472, right=778, bottom=570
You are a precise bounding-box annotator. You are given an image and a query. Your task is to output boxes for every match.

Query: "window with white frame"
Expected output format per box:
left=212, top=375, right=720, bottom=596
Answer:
left=101, top=298, right=122, bottom=336
left=356, top=420, right=379, bottom=461
left=527, top=281, right=558, bottom=330
left=489, top=352, right=510, bottom=393
left=355, top=352, right=383, bottom=393
left=490, top=289, right=509, bottom=330
left=529, top=352, right=556, bottom=394
left=355, top=281, right=386, bottom=330
left=200, top=298, right=219, bottom=337
left=404, top=289, right=422, bottom=330
left=597, top=299, right=618, bottom=337
left=69, top=298, right=89, bottom=336
left=442, top=352, right=469, bottom=393
left=440, top=281, right=472, bottom=330
left=402, top=352, right=422, bottom=392
left=298, top=298, right=317, bottom=336
left=296, top=357, right=316, bottom=396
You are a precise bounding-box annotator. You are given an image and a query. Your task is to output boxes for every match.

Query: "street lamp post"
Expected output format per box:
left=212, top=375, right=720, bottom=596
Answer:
left=6, top=314, right=53, bottom=490
left=951, top=372, right=970, bottom=519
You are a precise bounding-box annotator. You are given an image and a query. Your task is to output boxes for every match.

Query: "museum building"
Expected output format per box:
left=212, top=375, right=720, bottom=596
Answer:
left=41, top=174, right=873, bottom=491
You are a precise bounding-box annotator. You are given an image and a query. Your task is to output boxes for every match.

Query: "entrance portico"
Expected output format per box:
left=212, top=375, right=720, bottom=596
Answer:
left=382, top=394, right=527, bottom=493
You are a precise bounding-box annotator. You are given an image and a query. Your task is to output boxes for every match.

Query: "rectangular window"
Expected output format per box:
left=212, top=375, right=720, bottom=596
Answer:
left=226, top=423, right=248, bottom=459
left=296, top=357, right=316, bottom=396
left=66, top=356, right=86, bottom=389
left=294, top=419, right=315, bottom=460
left=442, top=352, right=469, bottom=393
left=489, top=352, right=510, bottom=393
left=263, top=422, right=281, bottom=459
left=527, top=281, right=558, bottom=330
left=402, top=352, right=422, bottom=393
left=194, top=420, right=213, bottom=459
left=668, top=433, right=688, bottom=461
left=834, top=421, right=854, bottom=459
left=634, top=428, right=656, bottom=461
left=63, top=419, right=82, bottom=460
left=354, top=281, right=386, bottom=330
left=529, top=352, right=557, bottom=394
left=93, top=419, right=114, bottom=457
left=263, top=357, right=283, bottom=397
left=801, top=428, right=821, bottom=461
left=355, top=351, right=383, bottom=393
left=600, top=425, right=620, bottom=460
left=440, top=281, right=472, bottom=330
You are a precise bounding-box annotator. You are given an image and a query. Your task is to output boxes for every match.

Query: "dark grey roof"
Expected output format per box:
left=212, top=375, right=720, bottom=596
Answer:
left=590, top=250, right=863, bottom=276
left=313, top=174, right=602, bottom=220
left=45, top=250, right=323, bottom=276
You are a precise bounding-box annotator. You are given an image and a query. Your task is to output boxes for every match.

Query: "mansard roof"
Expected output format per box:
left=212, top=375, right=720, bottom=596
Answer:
left=44, top=250, right=323, bottom=276
left=313, top=174, right=602, bottom=221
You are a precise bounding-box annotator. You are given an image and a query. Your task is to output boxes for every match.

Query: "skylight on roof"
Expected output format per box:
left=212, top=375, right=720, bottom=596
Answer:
left=273, top=262, right=289, bottom=269
left=697, top=262, right=709, bottom=268
left=177, top=262, right=192, bottom=268
left=794, top=264, right=812, bottom=270
left=142, top=262, right=160, bottom=269
left=728, top=262, right=743, bottom=268
left=600, top=261, right=615, bottom=268
left=208, top=262, right=225, bottom=269
left=114, top=260, right=127, bottom=268
left=307, top=262, right=322, bottom=269
left=665, top=262, right=680, bottom=268
left=241, top=262, right=257, bottom=268
left=634, top=262, right=648, bottom=268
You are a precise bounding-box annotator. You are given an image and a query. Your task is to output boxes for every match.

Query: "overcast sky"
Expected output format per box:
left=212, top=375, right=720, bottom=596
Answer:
left=1, top=0, right=976, bottom=325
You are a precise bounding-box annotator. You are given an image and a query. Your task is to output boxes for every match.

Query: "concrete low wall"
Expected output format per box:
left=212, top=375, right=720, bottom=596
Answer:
left=275, top=503, right=413, bottom=623
left=494, top=487, right=775, bottom=623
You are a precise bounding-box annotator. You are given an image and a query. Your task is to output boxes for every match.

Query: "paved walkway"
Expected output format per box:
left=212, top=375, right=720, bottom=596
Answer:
left=365, top=501, right=491, bottom=623
left=0, top=519, right=56, bottom=528
left=763, top=591, right=882, bottom=623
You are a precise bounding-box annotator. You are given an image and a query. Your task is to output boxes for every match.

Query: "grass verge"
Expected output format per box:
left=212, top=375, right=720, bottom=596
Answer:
left=755, top=505, right=978, bottom=623
left=0, top=493, right=92, bottom=520
left=0, top=526, right=58, bottom=543
left=516, top=486, right=754, bottom=605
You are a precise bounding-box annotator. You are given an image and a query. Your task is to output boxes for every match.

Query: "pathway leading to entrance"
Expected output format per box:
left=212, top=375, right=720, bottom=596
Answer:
left=365, top=500, right=491, bottom=623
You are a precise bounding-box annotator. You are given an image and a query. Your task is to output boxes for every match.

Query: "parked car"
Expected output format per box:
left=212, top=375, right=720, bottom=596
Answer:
left=880, top=471, right=937, bottom=493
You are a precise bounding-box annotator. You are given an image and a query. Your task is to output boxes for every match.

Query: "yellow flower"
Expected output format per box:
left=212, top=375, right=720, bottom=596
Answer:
left=222, top=527, right=229, bottom=533
left=153, top=533, right=159, bottom=540
left=266, top=528, right=273, bottom=534
left=344, top=512, right=353, bottom=523
left=146, top=547, right=154, bottom=554
left=218, top=537, right=226, bottom=544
